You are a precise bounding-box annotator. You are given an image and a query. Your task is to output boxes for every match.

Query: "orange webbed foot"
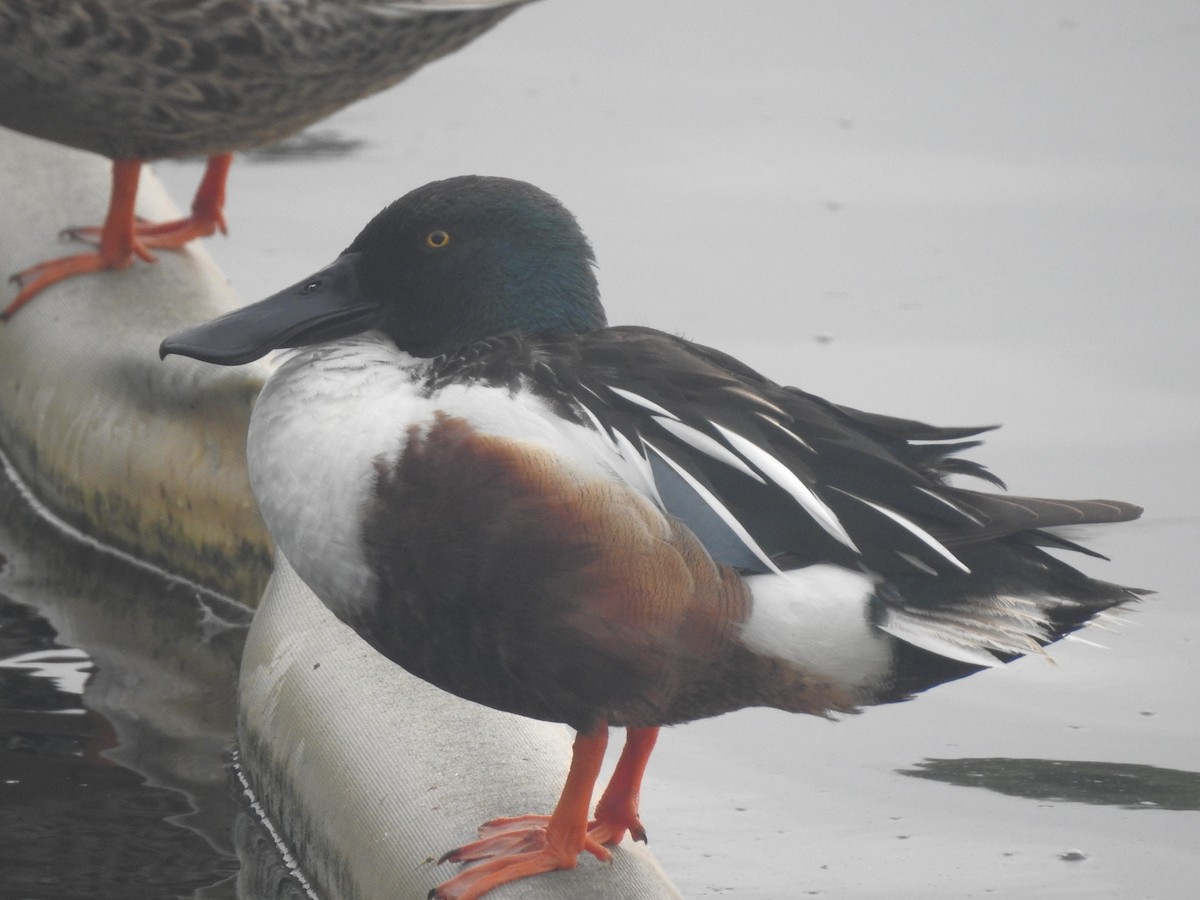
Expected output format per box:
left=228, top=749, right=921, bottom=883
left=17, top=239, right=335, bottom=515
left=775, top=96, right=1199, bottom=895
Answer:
left=455, top=809, right=645, bottom=850
left=66, top=207, right=227, bottom=251
left=439, top=814, right=613, bottom=866
left=2, top=157, right=151, bottom=320
left=2, top=153, right=233, bottom=320
left=588, top=807, right=648, bottom=846
left=431, top=728, right=615, bottom=900
left=432, top=843, right=595, bottom=900
left=433, top=815, right=614, bottom=900
left=429, top=726, right=659, bottom=899
left=3, top=248, right=143, bottom=319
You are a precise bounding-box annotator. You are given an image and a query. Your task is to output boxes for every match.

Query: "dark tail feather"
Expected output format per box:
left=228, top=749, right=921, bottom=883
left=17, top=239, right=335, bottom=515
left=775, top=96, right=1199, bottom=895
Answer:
left=873, top=538, right=1146, bottom=704
left=943, top=491, right=1143, bottom=544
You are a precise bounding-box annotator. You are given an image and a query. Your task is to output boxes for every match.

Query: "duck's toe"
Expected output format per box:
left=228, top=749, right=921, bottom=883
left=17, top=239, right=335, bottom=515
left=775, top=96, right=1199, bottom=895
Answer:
left=4, top=248, right=139, bottom=319
left=440, top=814, right=612, bottom=865
left=433, top=835, right=610, bottom=900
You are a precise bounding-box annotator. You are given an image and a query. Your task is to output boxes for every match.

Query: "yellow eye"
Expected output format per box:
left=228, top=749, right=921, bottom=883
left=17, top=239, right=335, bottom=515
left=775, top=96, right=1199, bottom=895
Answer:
left=425, top=230, right=450, bottom=249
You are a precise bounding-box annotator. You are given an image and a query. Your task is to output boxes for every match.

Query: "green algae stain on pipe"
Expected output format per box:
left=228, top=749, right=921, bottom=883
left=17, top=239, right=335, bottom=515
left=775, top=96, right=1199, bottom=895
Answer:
left=0, top=131, right=272, bottom=605
left=0, top=342, right=273, bottom=606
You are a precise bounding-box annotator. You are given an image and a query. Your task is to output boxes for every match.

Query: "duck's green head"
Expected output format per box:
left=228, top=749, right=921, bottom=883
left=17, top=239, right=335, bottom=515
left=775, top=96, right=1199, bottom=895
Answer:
left=160, top=175, right=606, bottom=364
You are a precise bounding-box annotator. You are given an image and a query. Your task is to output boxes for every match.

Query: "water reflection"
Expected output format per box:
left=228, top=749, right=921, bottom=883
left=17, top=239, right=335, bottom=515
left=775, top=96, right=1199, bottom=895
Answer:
left=230, top=804, right=316, bottom=900
left=0, top=461, right=303, bottom=899
left=899, top=757, right=1200, bottom=811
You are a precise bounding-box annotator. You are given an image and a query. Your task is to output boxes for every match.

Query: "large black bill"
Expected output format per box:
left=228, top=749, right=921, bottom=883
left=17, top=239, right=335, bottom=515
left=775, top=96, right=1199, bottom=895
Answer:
left=159, top=253, right=379, bottom=365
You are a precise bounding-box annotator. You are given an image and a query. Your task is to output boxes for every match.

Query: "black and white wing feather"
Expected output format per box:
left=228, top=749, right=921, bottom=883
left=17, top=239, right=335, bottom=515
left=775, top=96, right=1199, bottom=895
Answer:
left=549, top=327, right=1141, bottom=577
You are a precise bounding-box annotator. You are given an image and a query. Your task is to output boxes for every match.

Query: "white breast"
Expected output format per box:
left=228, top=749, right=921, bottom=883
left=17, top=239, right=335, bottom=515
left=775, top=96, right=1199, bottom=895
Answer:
left=247, top=337, right=422, bottom=619
left=246, top=333, right=647, bottom=623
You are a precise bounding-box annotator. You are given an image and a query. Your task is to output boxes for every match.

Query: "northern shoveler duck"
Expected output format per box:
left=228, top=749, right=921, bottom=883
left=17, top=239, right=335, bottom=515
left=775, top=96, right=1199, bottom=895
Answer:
left=160, top=176, right=1145, bottom=900
left=0, top=0, right=532, bottom=319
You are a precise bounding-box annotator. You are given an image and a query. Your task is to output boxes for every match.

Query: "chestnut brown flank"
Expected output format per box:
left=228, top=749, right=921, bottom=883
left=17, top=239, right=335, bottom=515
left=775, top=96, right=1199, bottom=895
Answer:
left=359, top=413, right=851, bottom=732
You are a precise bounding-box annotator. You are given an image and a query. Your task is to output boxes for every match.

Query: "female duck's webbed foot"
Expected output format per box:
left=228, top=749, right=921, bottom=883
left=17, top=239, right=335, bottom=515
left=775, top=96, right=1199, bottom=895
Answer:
left=4, top=154, right=232, bottom=319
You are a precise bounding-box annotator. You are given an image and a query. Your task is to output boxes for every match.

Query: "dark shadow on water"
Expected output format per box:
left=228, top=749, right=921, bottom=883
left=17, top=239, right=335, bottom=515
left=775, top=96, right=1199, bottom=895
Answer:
left=0, top=581, right=244, bottom=899
left=231, top=806, right=315, bottom=900
left=0, top=459, right=307, bottom=899
left=899, top=757, right=1200, bottom=811
left=0, top=735, right=236, bottom=898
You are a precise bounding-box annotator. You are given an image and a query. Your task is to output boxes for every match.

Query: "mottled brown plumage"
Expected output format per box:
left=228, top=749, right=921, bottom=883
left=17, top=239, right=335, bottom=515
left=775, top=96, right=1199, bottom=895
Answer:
left=0, top=0, right=532, bottom=316
left=0, top=0, right=528, bottom=159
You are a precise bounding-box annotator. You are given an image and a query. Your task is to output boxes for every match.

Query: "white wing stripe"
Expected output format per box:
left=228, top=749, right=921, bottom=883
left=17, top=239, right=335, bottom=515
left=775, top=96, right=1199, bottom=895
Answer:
left=610, top=428, right=664, bottom=506
left=573, top=399, right=616, bottom=444
left=914, top=486, right=986, bottom=525
left=757, top=412, right=816, bottom=452
left=711, top=422, right=860, bottom=552
left=653, top=416, right=766, bottom=483
left=723, top=385, right=788, bottom=417
left=607, top=385, right=680, bottom=420
left=846, top=493, right=971, bottom=574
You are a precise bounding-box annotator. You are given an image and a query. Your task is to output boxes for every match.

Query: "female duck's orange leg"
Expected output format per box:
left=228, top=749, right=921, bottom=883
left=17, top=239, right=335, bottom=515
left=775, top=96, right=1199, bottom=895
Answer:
left=4, top=157, right=147, bottom=319
left=123, top=152, right=231, bottom=246
left=3, top=153, right=232, bottom=319
left=433, top=727, right=613, bottom=900
left=67, top=152, right=231, bottom=248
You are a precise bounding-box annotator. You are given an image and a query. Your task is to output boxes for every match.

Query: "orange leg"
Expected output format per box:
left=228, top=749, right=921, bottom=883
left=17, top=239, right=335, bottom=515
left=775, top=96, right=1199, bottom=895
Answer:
left=3, top=153, right=232, bottom=320
left=67, top=152, right=231, bottom=249
left=590, top=726, right=658, bottom=845
left=432, top=727, right=614, bottom=900
left=463, top=726, right=660, bottom=851
left=4, top=157, right=146, bottom=319
left=441, top=724, right=662, bottom=897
